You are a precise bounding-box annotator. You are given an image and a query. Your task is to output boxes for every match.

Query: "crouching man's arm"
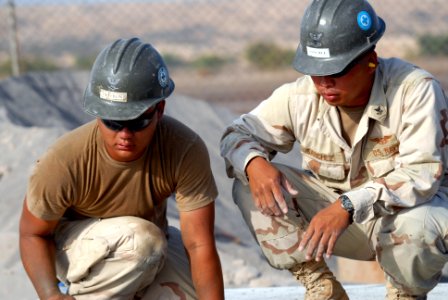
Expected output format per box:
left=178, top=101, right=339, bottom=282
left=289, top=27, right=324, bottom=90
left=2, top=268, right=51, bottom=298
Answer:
left=179, top=202, right=224, bottom=300
left=19, top=198, right=75, bottom=300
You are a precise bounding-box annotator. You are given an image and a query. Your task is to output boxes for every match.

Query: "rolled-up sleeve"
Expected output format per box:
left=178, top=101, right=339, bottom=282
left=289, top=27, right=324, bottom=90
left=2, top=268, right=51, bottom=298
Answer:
left=220, top=82, right=300, bottom=184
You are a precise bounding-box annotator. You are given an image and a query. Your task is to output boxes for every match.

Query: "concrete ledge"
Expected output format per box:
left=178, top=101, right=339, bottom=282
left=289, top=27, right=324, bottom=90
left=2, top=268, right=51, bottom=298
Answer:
left=224, top=283, right=448, bottom=300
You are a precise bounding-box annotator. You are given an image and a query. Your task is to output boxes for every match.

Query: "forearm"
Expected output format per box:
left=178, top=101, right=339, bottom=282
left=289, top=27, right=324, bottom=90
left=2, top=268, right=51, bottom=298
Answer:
left=180, top=204, right=224, bottom=299
left=20, top=234, right=63, bottom=299
left=189, top=246, right=224, bottom=300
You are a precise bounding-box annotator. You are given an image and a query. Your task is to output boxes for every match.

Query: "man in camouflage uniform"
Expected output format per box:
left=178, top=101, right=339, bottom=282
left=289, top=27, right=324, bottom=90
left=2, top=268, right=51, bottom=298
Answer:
left=19, top=38, right=224, bottom=300
left=220, top=0, right=448, bottom=299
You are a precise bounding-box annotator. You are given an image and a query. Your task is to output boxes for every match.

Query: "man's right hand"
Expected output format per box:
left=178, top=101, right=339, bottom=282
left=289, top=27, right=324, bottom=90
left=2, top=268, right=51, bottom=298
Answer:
left=245, top=157, right=298, bottom=216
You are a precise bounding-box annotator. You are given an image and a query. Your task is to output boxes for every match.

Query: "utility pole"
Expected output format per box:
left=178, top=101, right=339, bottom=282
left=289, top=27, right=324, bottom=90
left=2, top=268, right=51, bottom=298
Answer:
left=6, top=0, right=20, bottom=76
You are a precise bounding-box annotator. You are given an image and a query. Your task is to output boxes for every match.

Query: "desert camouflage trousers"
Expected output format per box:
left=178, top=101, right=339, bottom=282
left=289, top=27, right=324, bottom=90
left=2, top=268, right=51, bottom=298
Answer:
left=233, top=163, right=448, bottom=296
left=54, top=216, right=197, bottom=300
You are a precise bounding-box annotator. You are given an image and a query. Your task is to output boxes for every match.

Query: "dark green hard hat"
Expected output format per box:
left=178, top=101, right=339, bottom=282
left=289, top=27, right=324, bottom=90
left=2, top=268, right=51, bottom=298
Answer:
left=293, top=0, right=385, bottom=76
left=83, top=37, right=175, bottom=120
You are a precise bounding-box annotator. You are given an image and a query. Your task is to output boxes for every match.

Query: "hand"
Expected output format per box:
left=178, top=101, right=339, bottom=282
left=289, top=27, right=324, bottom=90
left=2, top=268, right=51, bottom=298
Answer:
left=246, top=157, right=298, bottom=216
left=298, top=199, right=351, bottom=261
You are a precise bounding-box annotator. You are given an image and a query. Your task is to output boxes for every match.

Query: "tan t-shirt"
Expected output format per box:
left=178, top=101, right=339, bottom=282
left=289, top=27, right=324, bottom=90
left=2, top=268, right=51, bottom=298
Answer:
left=26, top=116, right=217, bottom=230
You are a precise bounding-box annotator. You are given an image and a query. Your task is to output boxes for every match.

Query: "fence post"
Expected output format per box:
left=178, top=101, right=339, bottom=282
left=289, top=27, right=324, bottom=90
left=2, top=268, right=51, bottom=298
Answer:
left=7, top=0, right=20, bottom=76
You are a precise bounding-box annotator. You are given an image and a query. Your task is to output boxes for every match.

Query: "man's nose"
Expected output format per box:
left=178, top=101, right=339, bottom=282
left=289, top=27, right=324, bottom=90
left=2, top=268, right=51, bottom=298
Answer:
left=117, top=127, right=135, bottom=137
left=318, top=76, right=335, bottom=87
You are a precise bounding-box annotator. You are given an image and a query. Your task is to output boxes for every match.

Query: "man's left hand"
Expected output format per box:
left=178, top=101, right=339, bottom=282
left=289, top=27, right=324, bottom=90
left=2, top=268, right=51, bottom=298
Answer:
left=298, top=199, right=351, bottom=261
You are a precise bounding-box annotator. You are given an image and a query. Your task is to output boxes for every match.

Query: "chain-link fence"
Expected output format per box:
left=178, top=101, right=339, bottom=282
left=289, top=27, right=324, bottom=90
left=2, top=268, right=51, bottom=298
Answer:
left=1, top=0, right=448, bottom=112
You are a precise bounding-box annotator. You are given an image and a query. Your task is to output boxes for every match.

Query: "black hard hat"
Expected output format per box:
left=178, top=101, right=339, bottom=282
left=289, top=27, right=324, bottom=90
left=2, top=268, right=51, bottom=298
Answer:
left=83, top=37, right=175, bottom=120
left=293, top=0, right=385, bottom=76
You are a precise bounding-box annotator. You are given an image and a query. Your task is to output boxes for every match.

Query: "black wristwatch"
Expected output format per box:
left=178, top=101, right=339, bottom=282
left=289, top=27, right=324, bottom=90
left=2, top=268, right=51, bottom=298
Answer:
left=339, top=195, right=354, bottom=223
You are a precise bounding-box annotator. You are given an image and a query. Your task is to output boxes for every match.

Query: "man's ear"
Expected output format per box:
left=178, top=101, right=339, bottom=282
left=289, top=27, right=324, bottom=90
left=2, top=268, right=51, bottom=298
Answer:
left=367, top=51, right=378, bottom=72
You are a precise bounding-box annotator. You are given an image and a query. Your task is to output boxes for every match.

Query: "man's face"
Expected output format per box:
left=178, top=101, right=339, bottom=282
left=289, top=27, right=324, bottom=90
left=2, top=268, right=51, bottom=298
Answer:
left=97, top=101, right=165, bottom=162
left=311, top=51, right=377, bottom=108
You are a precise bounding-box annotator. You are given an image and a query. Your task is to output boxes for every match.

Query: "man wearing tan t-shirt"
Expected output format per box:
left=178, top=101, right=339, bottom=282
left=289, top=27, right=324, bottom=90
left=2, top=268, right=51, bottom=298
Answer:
left=19, top=38, right=224, bottom=300
left=220, top=0, right=448, bottom=299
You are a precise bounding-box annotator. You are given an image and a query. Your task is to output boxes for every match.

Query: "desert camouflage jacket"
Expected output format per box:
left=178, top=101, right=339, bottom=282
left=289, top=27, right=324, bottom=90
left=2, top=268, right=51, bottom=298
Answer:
left=220, top=57, right=448, bottom=223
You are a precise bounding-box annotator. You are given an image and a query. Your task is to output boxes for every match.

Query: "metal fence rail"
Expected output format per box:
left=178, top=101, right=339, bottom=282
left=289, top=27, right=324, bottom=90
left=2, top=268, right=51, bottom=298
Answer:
left=1, top=0, right=448, bottom=110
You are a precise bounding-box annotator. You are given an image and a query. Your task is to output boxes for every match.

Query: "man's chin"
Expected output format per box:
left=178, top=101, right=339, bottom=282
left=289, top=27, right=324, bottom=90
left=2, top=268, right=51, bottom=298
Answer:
left=112, top=150, right=142, bottom=162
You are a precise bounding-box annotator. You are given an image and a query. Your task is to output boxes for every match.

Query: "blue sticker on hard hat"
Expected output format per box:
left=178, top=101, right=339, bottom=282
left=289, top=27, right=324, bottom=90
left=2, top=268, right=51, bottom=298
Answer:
left=357, top=11, right=372, bottom=31
left=158, top=67, right=168, bottom=88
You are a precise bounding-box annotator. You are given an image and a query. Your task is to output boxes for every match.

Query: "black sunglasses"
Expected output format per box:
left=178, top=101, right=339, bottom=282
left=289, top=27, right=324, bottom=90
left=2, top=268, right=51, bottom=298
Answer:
left=101, top=109, right=158, bottom=132
left=328, top=49, right=374, bottom=78
left=329, top=57, right=363, bottom=78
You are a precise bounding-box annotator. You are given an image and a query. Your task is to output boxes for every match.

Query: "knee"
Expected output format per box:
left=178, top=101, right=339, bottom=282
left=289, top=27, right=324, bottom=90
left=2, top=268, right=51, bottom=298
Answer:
left=376, top=204, right=448, bottom=295
left=377, top=205, right=427, bottom=249
left=126, top=217, right=168, bottom=263
left=104, top=216, right=168, bottom=271
left=377, top=202, right=446, bottom=250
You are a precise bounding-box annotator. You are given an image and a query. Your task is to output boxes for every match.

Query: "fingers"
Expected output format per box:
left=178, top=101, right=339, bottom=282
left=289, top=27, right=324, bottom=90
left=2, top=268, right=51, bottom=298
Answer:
left=298, top=229, right=311, bottom=253
left=299, top=228, right=323, bottom=261
left=277, top=177, right=298, bottom=214
left=315, top=233, right=330, bottom=261
left=299, top=228, right=342, bottom=261
left=260, top=199, right=282, bottom=216
left=282, top=177, right=298, bottom=196
left=254, top=192, right=282, bottom=216
left=272, top=185, right=287, bottom=215
left=326, top=234, right=338, bottom=259
left=252, top=180, right=287, bottom=216
left=267, top=176, right=298, bottom=215
left=246, top=160, right=297, bottom=216
left=299, top=229, right=328, bottom=261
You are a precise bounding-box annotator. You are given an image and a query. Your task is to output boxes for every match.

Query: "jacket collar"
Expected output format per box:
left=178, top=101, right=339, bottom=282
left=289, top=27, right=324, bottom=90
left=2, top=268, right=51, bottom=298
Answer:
left=364, top=63, right=387, bottom=123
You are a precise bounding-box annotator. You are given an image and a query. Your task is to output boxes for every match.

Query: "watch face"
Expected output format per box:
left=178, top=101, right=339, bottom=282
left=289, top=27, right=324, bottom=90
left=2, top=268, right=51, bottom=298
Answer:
left=341, top=195, right=354, bottom=212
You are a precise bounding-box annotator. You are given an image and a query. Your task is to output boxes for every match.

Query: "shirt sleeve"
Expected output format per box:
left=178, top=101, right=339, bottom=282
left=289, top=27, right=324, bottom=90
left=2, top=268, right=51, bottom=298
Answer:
left=220, top=82, right=299, bottom=184
left=175, top=134, right=218, bottom=212
left=26, top=148, right=75, bottom=220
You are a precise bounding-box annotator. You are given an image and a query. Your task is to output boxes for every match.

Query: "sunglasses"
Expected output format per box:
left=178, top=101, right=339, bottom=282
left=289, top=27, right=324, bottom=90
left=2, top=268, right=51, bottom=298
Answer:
left=101, top=109, right=158, bottom=132
left=329, top=57, right=365, bottom=78
left=328, top=49, right=376, bottom=79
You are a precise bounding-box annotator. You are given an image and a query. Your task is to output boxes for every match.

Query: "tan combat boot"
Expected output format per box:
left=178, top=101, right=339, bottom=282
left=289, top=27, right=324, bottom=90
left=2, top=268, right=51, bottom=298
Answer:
left=290, top=260, right=349, bottom=300
left=385, top=281, right=427, bottom=300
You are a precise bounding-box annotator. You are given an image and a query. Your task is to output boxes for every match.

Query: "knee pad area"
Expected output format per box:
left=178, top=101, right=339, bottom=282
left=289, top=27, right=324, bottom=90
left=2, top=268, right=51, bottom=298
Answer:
left=93, top=217, right=168, bottom=267
left=126, top=219, right=168, bottom=262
